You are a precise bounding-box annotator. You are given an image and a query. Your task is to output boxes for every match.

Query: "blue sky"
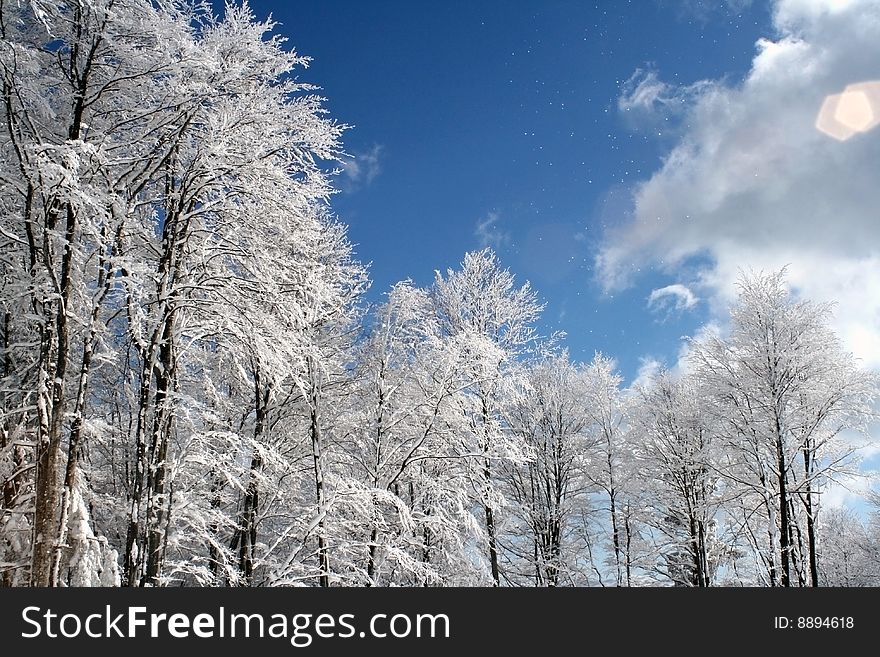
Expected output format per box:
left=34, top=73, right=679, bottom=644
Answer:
left=230, top=1, right=880, bottom=398
left=236, top=0, right=769, bottom=380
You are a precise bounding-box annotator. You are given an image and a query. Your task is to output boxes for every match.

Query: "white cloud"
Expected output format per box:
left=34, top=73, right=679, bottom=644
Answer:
left=340, top=144, right=383, bottom=192
left=600, top=0, right=880, bottom=370
left=618, top=69, right=675, bottom=113
left=618, top=68, right=711, bottom=123
left=822, top=469, right=877, bottom=509
left=475, top=211, right=509, bottom=249
left=630, top=356, right=664, bottom=389
left=647, top=283, right=699, bottom=312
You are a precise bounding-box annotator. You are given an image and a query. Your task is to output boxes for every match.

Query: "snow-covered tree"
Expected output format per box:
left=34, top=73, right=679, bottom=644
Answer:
left=580, top=353, right=646, bottom=586
left=2, top=1, right=877, bottom=591
left=431, top=249, right=543, bottom=585
left=687, top=270, right=877, bottom=586
left=0, top=0, right=359, bottom=587
left=501, top=353, right=595, bottom=586
left=0, top=0, right=205, bottom=587
left=816, top=505, right=880, bottom=586
left=335, top=282, right=469, bottom=586
left=631, top=369, right=727, bottom=586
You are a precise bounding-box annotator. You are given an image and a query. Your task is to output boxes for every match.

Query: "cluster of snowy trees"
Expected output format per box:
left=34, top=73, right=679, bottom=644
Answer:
left=1, top=0, right=877, bottom=587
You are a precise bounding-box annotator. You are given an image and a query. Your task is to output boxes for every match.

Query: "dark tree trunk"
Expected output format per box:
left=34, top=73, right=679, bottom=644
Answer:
left=143, top=316, right=176, bottom=586
left=366, top=526, right=379, bottom=585
left=123, top=355, right=152, bottom=586
left=483, top=458, right=500, bottom=587
left=237, top=453, right=261, bottom=584
left=479, top=396, right=500, bottom=587
left=802, top=448, right=819, bottom=587
left=775, top=430, right=791, bottom=587
left=308, top=360, right=330, bottom=587
left=236, top=374, right=270, bottom=585
left=609, top=487, right=622, bottom=587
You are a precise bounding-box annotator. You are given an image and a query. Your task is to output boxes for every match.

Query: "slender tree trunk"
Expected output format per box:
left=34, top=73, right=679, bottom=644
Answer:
left=237, top=453, right=261, bottom=584
left=208, top=472, right=224, bottom=584
left=123, top=355, right=152, bottom=586
left=790, top=505, right=806, bottom=587
left=125, top=150, right=185, bottom=586
left=697, top=519, right=709, bottom=587
left=50, top=333, right=94, bottom=587
left=608, top=487, right=622, bottom=587
left=547, top=475, right=562, bottom=586
left=125, top=296, right=175, bottom=587
left=421, top=519, right=432, bottom=587
left=366, top=526, right=379, bottom=585
left=624, top=504, right=632, bottom=587
left=775, top=440, right=790, bottom=586
left=143, top=316, right=175, bottom=585
left=479, top=396, right=500, bottom=586
left=31, top=205, right=77, bottom=587
left=366, top=369, right=385, bottom=585
left=236, top=373, right=269, bottom=585
left=688, top=515, right=703, bottom=587
left=756, top=463, right=778, bottom=587
left=548, top=520, right=560, bottom=587
left=802, top=448, right=819, bottom=587
left=50, top=229, right=115, bottom=586
left=309, top=360, right=330, bottom=587
left=483, top=458, right=500, bottom=586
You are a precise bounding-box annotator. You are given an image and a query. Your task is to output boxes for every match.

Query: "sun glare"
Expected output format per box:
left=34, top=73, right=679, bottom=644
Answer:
left=816, top=80, right=880, bottom=140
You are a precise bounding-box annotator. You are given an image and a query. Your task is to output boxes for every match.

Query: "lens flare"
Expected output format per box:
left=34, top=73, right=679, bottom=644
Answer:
left=816, top=81, right=880, bottom=140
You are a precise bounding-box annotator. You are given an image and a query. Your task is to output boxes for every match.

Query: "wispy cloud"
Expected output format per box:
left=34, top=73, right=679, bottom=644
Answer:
left=618, top=68, right=711, bottom=126
left=647, top=283, right=699, bottom=312
left=340, top=144, right=383, bottom=192
left=475, top=211, right=509, bottom=249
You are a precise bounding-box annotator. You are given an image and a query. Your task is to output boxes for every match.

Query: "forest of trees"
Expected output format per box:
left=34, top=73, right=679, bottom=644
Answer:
left=1, top=0, right=878, bottom=587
